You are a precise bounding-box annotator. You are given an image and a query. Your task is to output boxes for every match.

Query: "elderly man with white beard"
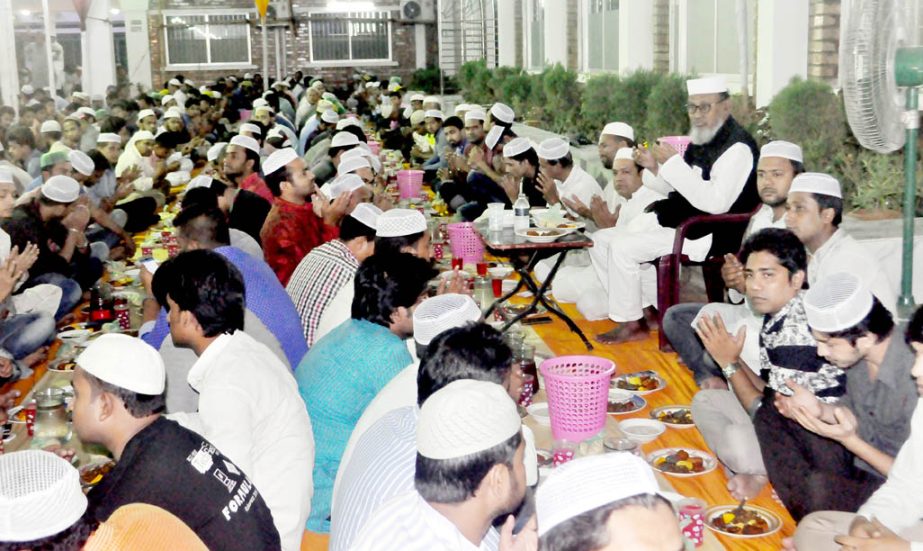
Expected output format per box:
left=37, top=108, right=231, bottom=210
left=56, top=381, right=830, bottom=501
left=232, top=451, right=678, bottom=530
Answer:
left=591, top=76, right=761, bottom=344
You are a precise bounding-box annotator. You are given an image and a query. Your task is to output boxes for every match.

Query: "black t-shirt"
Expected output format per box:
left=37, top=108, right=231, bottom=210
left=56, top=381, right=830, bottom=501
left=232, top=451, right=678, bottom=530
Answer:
left=87, top=417, right=281, bottom=551
left=230, top=189, right=272, bottom=245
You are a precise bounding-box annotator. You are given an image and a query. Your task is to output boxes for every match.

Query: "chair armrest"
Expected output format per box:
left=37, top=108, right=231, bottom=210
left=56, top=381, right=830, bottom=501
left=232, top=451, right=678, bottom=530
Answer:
left=670, top=212, right=755, bottom=257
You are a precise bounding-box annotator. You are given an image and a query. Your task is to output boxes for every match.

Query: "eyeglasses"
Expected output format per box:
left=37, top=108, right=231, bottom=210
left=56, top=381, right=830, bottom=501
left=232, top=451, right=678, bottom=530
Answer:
left=686, top=97, right=727, bottom=115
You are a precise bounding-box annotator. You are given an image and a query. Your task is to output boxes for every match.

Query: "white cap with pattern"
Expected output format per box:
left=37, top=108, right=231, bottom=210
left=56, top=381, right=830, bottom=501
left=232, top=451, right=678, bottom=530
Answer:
left=760, top=140, right=803, bottom=163
left=600, top=122, right=635, bottom=143
left=262, top=147, right=299, bottom=176
left=410, top=110, right=426, bottom=126
left=206, top=142, right=227, bottom=163
left=485, top=126, right=504, bottom=150
left=614, top=147, right=635, bottom=162
left=0, top=450, right=88, bottom=542
left=229, top=134, right=261, bottom=155
left=97, top=133, right=121, bottom=144
left=375, top=208, right=427, bottom=237
left=240, top=123, right=262, bottom=136
left=789, top=172, right=842, bottom=199
left=137, top=109, right=156, bottom=121
left=536, top=137, right=570, bottom=160
left=687, top=75, right=728, bottom=95
left=349, top=202, right=383, bottom=230
left=503, top=137, right=533, bottom=158
left=325, top=174, right=366, bottom=199
left=331, top=131, right=360, bottom=148
left=41, top=175, right=80, bottom=203
left=336, top=118, right=363, bottom=130
left=410, top=93, right=426, bottom=102
left=464, top=109, right=487, bottom=122
left=77, top=333, right=165, bottom=395
left=424, top=109, right=445, bottom=120
left=40, top=120, right=62, bottom=134
left=490, top=102, right=515, bottom=124
left=161, top=94, right=174, bottom=106
left=413, top=294, right=482, bottom=346
left=804, top=272, right=876, bottom=333
left=321, top=110, right=340, bottom=124
left=337, top=155, right=371, bottom=177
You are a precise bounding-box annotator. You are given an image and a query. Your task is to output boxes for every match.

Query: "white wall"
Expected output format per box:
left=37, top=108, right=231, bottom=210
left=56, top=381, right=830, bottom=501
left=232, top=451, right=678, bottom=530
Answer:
left=543, top=0, right=568, bottom=66
left=618, top=0, right=654, bottom=74
left=122, top=0, right=152, bottom=90
left=497, top=0, right=518, bottom=66
left=755, top=0, right=808, bottom=107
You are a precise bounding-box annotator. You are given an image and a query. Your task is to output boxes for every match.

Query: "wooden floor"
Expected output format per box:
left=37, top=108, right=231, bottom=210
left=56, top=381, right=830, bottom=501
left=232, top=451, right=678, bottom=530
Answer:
left=531, top=303, right=796, bottom=550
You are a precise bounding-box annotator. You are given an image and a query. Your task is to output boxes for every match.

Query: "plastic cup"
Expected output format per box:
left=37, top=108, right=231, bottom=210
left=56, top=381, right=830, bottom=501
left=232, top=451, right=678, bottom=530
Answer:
left=452, top=257, right=464, bottom=271
left=476, top=262, right=488, bottom=277
left=492, top=278, right=503, bottom=298
left=487, top=202, right=505, bottom=231
left=433, top=242, right=444, bottom=261
left=518, top=374, right=536, bottom=407
left=678, top=498, right=707, bottom=548
left=24, top=403, right=36, bottom=437
left=552, top=439, right=577, bottom=467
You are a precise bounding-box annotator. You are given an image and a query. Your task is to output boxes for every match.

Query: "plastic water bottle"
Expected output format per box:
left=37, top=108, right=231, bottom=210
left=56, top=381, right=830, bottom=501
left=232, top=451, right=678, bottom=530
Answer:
left=513, top=192, right=530, bottom=231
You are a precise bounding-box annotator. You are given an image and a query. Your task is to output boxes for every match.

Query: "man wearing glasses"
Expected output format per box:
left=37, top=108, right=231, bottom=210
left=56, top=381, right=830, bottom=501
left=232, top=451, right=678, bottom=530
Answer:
left=590, top=75, right=760, bottom=344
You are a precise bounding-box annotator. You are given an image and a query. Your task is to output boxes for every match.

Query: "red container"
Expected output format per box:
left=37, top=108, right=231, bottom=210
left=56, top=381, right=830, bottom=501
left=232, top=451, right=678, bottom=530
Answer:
left=476, top=262, right=488, bottom=277
left=678, top=499, right=706, bottom=548
left=451, top=257, right=463, bottom=271
left=491, top=278, right=503, bottom=298
left=24, top=403, right=36, bottom=437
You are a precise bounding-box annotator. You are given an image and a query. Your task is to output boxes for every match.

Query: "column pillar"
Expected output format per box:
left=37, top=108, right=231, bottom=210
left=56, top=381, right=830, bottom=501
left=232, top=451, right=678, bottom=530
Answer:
left=122, top=0, right=152, bottom=90
left=543, top=0, right=568, bottom=67
left=497, top=0, right=517, bottom=67
left=756, top=1, right=809, bottom=107
left=0, top=0, right=19, bottom=110
left=84, top=0, right=117, bottom=99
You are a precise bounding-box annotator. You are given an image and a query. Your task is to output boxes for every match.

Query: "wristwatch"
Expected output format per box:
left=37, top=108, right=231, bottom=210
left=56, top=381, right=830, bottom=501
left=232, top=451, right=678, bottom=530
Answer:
left=721, top=362, right=739, bottom=380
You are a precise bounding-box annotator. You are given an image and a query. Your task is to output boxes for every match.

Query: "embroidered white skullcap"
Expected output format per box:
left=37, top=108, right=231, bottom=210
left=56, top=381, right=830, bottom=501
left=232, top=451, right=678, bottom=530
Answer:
left=375, top=208, right=427, bottom=237
left=0, top=169, right=13, bottom=185
left=417, top=380, right=521, bottom=460
left=68, top=150, right=94, bottom=176
left=321, top=109, right=340, bottom=124
left=326, top=174, right=366, bottom=200
left=240, top=122, right=262, bottom=136
left=229, top=134, right=261, bottom=155
left=464, top=109, right=487, bottom=122
left=255, top=105, right=275, bottom=115
left=97, top=133, right=121, bottom=144
left=41, top=175, right=80, bottom=203
left=413, top=294, right=482, bottom=346
left=77, top=333, right=165, bottom=395
left=72, top=91, right=90, bottom=101
left=424, top=110, right=445, bottom=120
left=490, top=102, right=515, bottom=124
left=206, top=142, right=227, bottom=163
left=77, top=106, right=96, bottom=119
left=40, top=120, right=62, bottom=134
left=137, top=109, right=156, bottom=121
left=485, top=126, right=504, bottom=150
left=349, top=202, right=382, bottom=230
left=454, top=103, right=473, bottom=114
left=168, top=78, right=182, bottom=87
left=687, top=75, right=728, bottom=95
left=600, top=121, right=635, bottom=143
left=163, top=107, right=182, bottom=120
left=244, top=72, right=254, bottom=80
left=536, top=453, right=660, bottom=537
left=133, top=130, right=155, bottom=142
left=185, top=174, right=214, bottom=191
left=789, top=172, right=842, bottom=199
left=503, top=137, right=532, bottom=158
left=20, top=84, right=35, bottom=95
left=614, top=147, right=636, bottom=162
left=331, top=131, right=360, bottom=149
left=423, top=95, right=441, bottom=105
left=252, top=98, right=269, bottom=109
left=760, top=140, right=803, bottom=163
left=160, top=94, right=174, bottom=106
left=0, top=450, right=88, bottom=542
left=409, top=93, right=426, bottom=102
left=410, top=110, right=426, bottom=127
left=536, top=137, right=570, bottom=160
left=266, top=127, right=286, bottom=142
left=804, top=272, right=875, bottom=333
left=337, top=154, right=371, bottom=176
left=336, top=117, right=363, bottom=130
left=262, top=147, right=299, bottom=176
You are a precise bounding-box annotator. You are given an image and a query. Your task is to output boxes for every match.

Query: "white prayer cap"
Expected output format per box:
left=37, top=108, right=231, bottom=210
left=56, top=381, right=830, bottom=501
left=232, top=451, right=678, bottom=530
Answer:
left=229, top=134, right=261, bottom=155
left=252, top=98, right=269, bottom=109
left=321, top=109, right=340, bottom=124
left=77, top=106, right=96, bottom=119
left=349, top=202, right=382, bottom=230
left=413, top=294, right=482, bottom=346
left=326, top=174, right=366, bottom=200
left=365, top=81, right=379, bottom=89
left=185, top=174, right=214, bottom=191
left=0, top=450, right=88, bottom=542
left=163, top=108, right=182, bottom=120
left=20, top=84, right=35, bottom=95
left=317, top=100, right=335, bottom=112
left=331, top=131, right=360, bottom=149
left=244, top=72, right=254, bottom=80
left=266, top=127, right=285, bottom=140
left=490, top=102, right=515, bottom=124
left=789, top=172, right=842, bottom=199
left=760, top=140, right=803, bottom=163
left=614, top=147, right=635, bottom=162
left=410, top=110, right=426, bottom=126
left=600, top=121, right=635, bottom=143
left=464, top=109, right=487, bottom=122
left=536, top=453, right=660, bottom=537
left=164, top=171, right=191, bottom=186
left=454, top=103, right=473, bottom=114
left=263, top=147, right=299, bottom=176
left=423, top=95, right=441, bottom=106
left=133, top=130, right=155, bottom=143
left=254, top=105, right=275, bottom=115
left=161, top=94, right=174, bottom=106
left=503, top=137, right=533, bottom=158
left=376, top=208, right=427, bottom=237
left=68, top=150, right=94, bottom=176
left=239, top=122, right=262, bottom=136
left=804, top=272, right=875, bottom=333
left=322, top=92, right=337, bottom=102
left=686, top=75, right=728, bottom=96
left=40, top=120, right=62, bottom=133
left=424, top=109, right=445, bottom=120
left=97, top=132, right=121, bottom=144
left=207, top=142, right=227, bottom=163
left=48, top=142, right=73, bottom=154
left=72, top=91, right=89, bottom=101
left=26, top=99, right=41, bottom=108
left=336, top=118, right=363, bottom=130
left=77, top=333, right=165, bottom=395
left=41, top=175, right=80, bottom=203
left=417, top=380, right=521, bottom=460
left=409, top=93, right=426, bottom=103
left=168, top=78, right=182, bottom=87
left=137, top=109, right=156, bottom=121
left=337, top=154, right=371, bottom=177
left=536, top=137, right=570, bottom=160
left=0, top=168, right=13, bottom=185
left=272, top=80, right=289, bottom=89
left=485, top=125, right=504, bottom=150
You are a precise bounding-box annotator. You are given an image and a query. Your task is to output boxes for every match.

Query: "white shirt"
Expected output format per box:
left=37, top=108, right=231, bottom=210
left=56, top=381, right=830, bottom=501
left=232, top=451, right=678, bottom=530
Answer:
left=555, top=166, right=603, bottom=218
left=810, top=228, right=898, bottom=314
left=617, top=185, right=666, bottom=231
left=645, top=142, right=754, bottom=214
left=315, top=275, right=354, bottom=344
left=857, top=397, right=923, bottom=550
left=350, top=490, right=493, bottom=551
left=727, top=204, right=788, bottom=303
left=114, top=142, right=150, bottom=178
left=170, top=331, right=314, bottom=551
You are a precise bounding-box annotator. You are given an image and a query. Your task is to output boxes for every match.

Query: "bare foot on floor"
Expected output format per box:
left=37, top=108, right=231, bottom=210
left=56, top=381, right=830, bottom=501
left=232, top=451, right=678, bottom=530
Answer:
left=21, top=346, right=50, bottom=368
left=727, top=473, right=768, bottom=501
left=595, top=320, right=650, bottom=345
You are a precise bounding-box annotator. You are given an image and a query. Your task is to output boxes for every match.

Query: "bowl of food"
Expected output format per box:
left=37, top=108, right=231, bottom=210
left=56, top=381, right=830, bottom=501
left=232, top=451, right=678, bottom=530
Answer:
left=516, top=228, right=566, bottom=244
left=57, top=329, right=92, bottom=345
left=619, top=418, right=666, bottom=444
left=610, top=371, right=666, bottom=395
left=651, top=405, right=695, bottom=428
left=648, top=448, right=717, bottom=477
left=706, top=505, right=781, bottom=538
left=79, top=459, right=116, bottom=489
left=488, top=266, right=514, bottom=279
left=607, top=389, right=646, bottom=415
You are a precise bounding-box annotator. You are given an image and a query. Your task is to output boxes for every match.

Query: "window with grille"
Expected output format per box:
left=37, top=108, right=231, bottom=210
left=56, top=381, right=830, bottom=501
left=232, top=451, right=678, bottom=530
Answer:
left=309, top=11, right=392, bottom=63
left=528, top=0, right=545, bottom=69
left=163, top=13, right=251, bottom=66
left=585, top=0, right=619, bottom=71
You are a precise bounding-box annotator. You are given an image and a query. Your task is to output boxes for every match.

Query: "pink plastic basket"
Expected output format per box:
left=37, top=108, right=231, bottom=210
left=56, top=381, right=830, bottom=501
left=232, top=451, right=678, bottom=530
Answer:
left=540, top=355, right=616, bottom=442
left=446, top=222, right=485, bottom=263
left=397, top=169, right=424, bottom=199
left=659, top=136, right=692, bottom=157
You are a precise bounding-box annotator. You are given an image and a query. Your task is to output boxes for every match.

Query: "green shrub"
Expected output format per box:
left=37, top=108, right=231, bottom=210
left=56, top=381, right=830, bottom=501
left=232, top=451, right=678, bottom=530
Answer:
left=456, top=60, right=493, bottom=105
left=644, top=73, right=689, bottom=142
left=578, top=73, right=621, bottom=139
left=496, top=72, right=535, bottom=120
left=768, top=77, right=847, bottom=173
left=409, top=66, right=456, bottom=94
left=832, top=146, right=923, bottom=213
left=541, top=64, right=581, bottom=134
left=608, top=70, right=661, bottom=137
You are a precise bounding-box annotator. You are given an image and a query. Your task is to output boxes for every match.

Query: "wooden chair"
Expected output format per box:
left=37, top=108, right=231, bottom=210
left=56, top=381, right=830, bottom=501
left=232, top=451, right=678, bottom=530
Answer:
left=654, top=211, right=755, bottom=351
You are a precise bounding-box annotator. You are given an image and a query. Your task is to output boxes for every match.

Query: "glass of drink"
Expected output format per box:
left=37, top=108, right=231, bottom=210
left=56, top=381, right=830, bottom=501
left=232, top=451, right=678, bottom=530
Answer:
left=678, top=498, right=707, bottom=548
left=492, top=278, right=503, bottom=298
left=518, top=343, right=538, bottom=393
left=476, top=262, right=489, bottom=277
left=451, top=257, right=464, bottom=271
left=487, top=202, right=505, bottom=231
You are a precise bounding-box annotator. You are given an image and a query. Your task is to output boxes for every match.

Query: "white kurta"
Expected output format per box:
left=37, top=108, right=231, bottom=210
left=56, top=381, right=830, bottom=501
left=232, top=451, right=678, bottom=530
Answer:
left=169, top=331, right=314, bottom=551
left=809, top=228, right=898, bottom=315
left=554, top=165, right=604, bottom=218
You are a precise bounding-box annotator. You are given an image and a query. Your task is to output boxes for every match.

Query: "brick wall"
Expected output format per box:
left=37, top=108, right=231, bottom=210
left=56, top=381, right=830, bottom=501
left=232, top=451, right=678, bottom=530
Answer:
left=807, top=0, right=841, bottom=83
left=567, top=0, right=579, bottom=71
left=652, top=0, right=670, bottom=73
left=149, top=0, right=433, bottom=88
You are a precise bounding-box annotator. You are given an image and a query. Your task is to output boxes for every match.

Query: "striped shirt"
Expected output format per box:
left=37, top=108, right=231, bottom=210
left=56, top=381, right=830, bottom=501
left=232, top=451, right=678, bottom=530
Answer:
left=286, top=239, right=359, bottom=347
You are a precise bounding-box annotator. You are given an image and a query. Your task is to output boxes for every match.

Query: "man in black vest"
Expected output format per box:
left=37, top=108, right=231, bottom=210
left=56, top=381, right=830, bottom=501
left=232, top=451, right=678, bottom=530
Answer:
left=591, top=75, right=759, bottom=344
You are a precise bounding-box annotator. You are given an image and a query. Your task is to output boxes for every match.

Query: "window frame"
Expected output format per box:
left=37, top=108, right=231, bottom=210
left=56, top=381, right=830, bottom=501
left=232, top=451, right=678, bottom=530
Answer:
left=580, top=0, right=620, bottom=73
left=523, top=0, right=545, bottom=71
left=305, top=8, right=395, bottom=67
left=162, top=9, right=255, bottom=70
left=672, top=0, right=755, bottom=91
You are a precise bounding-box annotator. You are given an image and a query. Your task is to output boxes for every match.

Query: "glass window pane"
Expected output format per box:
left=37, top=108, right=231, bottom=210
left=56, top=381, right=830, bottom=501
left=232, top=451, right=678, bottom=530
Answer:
left=602, top=7, right=619, bottom=71
left=686, top=0, right=715, bottom=73
left=586, top=14, right=604, bottom=69
left=530, top=1, right=544, bottom=68
left=165, top=15, right=207, bottom=64
left=209, top=14, right=250, bottom=64
left=350, top=12, right=389, bottom=60
left=311, top=14, right=350, bottom=61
